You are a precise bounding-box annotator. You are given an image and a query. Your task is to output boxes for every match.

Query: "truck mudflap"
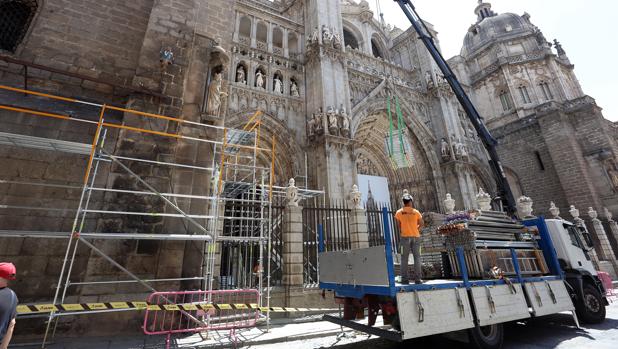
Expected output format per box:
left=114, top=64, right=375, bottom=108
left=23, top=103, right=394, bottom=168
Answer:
left=397, top=287, right=474, bottom=340
left=524, top=280, right=574, bottom=317
left=470, top=283, right=530, bottom=326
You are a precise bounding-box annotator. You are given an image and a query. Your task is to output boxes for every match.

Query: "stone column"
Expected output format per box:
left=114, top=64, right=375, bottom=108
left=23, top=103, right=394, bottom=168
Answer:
left=250, top=16, right=257, bottom=48
left=348, top=185, right=369, bottom=249
left=282, top=179, right=304, bottom=287
left=588, top=207, right=618, bottom=277
left=570, top=205, right=601, bottom=269
left=283, top=28, right=289, bottom=58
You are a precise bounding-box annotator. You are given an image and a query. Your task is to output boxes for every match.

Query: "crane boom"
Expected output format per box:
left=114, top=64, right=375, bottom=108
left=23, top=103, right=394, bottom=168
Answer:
left=394, top=0, right=516, bottom=214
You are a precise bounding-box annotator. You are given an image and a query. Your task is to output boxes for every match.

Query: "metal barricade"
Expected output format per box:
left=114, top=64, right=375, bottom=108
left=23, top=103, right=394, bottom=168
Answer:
left=143, top=289, right=260, bottom=348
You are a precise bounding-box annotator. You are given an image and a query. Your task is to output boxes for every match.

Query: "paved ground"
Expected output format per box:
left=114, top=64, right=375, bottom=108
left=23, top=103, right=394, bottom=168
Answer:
left=14, top=293, right=618, bottom=349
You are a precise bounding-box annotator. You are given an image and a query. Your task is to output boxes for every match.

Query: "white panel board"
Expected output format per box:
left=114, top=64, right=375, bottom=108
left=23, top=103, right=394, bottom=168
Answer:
left=471, top=284, right=530, bottom=326
left=397, top=288, right=474, bottom=340
left=319, top=246, right=389, bottom=286
left=524, top=280, right=574, bottom=317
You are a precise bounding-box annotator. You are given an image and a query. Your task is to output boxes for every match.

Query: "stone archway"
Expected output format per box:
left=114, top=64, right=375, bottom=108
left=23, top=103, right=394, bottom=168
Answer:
left=353, top=107, right=442, bottom=211
left=226, top=110, right=304, bottom=187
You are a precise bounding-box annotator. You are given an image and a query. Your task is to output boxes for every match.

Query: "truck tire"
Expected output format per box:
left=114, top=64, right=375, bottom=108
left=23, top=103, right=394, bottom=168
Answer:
left=468, top=323, right=503, bottom=349
left=576, top=284, right=606, bottom=324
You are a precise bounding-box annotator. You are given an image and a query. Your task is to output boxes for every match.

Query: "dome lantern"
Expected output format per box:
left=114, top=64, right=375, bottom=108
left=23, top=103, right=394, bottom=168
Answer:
left=474, top=1, right=496, bottom=23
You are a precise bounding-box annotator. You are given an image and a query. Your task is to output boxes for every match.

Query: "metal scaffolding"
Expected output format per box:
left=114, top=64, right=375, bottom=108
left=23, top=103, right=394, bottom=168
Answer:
left=0, top=85, right=278, bottom=346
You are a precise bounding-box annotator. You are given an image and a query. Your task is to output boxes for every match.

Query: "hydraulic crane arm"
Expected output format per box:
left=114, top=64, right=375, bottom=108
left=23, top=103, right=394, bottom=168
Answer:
left=394, top=0, right=517, bottom=214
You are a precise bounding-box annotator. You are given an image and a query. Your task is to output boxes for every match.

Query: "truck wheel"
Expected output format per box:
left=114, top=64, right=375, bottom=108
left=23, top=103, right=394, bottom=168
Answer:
left=468, top=323, right=503, bottom=349
left=576, top=284, right=606, bottom=324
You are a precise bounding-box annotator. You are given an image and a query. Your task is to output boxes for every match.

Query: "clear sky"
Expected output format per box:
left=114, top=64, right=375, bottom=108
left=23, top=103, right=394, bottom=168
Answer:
left=368, top=0, right=617, bottom=121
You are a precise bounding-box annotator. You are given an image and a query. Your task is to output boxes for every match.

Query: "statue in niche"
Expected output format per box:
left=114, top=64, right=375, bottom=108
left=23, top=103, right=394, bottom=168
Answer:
left=255, top=69, right=265, bottom=89
left=457, top=139, right=469, bottom=159
left=290, top=80, right=300, bottom=97
left=340, top=105, right=350, bottom=137
left=315, top=107, right=324, bottom=135
left=273, top=75, right=283, bottom=94
left=307, top=114, right=316, bottom=138
left=327, top=106, right=338, bottom=135
left=236, top=65, right=246, bottom=84
left=440, top=138, right=450, bottom=159
left=333, top=32, right=342, bottom=50
left=425, top=71, right=434, bottom=89
left=310, top=26, right=319, bottom=44
left=206, top=72, right=228, bottom=117
left=605, top=160, right=618, bottom=190
left=322, top=25, right=332, bottom=45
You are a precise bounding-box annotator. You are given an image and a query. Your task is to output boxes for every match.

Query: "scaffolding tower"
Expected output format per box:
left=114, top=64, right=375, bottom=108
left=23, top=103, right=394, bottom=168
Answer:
left=0, top=85, right=277, bottom=346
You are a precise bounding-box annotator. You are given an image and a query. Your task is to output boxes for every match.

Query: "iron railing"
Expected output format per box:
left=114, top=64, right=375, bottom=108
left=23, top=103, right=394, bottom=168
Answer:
left=366, top=202, right=401, bottom=254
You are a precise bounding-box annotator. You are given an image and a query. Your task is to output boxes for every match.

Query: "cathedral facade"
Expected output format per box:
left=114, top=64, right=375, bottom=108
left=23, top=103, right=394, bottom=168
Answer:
left=1, top=0, right=618, bottom=334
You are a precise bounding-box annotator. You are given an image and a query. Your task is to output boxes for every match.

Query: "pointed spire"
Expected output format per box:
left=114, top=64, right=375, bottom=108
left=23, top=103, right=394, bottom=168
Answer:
left=474, top=1, right=496, bottom=23
left=553, top=39, right=566, bottom=56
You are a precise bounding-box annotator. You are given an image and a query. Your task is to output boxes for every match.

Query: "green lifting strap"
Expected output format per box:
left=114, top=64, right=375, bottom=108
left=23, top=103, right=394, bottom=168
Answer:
left=387, top=95, right=394, bottom=158
left=394, top=95, right=407, bottom=166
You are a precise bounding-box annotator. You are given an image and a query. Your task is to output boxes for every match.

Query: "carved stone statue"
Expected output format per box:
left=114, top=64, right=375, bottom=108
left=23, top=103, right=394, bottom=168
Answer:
left=236, top=65, right=246, bottom=84
left=457, top=139, right=469, bottom=159
left=315, top=107, right=324, bottom=135
left=517, top=196, right=534, bottom=218
left=333, top=32, right=342, bottom=50
left=350, top=184, right=362, bottom=209
left=255, top=69, right=265, bottom=88
left=606, top=161, right=618, bottom=189
left=291, top=80, right=300, bottom=97
left=476, top=188, right=491, bottom=211
left=321, top=25, right=332, bottom=45
left=327, top=106, right=338, bottom=135
left=340, top=105, right=350, bottom=137
left=307, top=115, right=316, bottom=137
left=206, top=72, right=228, bottom=117
left=273, top=75, right=283, bottom=94
left=444, top=193, right=456, bottom=214
left=440, top=138, right=450, bottom=159
left=310, top=26, right=319, bottom=44
left=549, top=201, right=561, bottom=219
left=286, top=178, right=300, bottom=207
left=425, top=71, right=434, bottom=89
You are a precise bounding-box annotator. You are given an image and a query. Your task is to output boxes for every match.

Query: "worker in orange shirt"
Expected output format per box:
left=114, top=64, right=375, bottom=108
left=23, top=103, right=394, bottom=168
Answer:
left=394, top=190, right=424, bottom=285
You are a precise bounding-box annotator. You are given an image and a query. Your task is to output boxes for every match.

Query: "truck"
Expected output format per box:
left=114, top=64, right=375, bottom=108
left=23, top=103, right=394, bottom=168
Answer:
left=319, top=210, right=608, bottom=349
left=319, top=1, right=609, bottom=348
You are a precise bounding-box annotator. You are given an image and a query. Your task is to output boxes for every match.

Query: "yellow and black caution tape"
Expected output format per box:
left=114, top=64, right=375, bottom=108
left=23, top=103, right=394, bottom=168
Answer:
left=17, top=302, right=334, bottom=315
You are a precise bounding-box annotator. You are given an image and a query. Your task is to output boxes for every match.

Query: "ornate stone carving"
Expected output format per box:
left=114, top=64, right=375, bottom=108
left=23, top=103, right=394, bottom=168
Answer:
left=321, top=25, right=332, bottom=45
left=273, top=75, right=283, bottom=94
left=307, top=114, right=316, bottom=138
left=340, top=105, right=350, bottom=137
left=604, top=207, right=613, bottom=222
left=425, top=71, right=434, bottom=89
left=476, top=188, right=491, bottom=211
left=569, top=205, right=580, bottom=221
left=444, top=193, right=456, bottom=214
left=236, top=65, right=246, bottom=84
left=333, top=32, right=342, bottom=50
left=440, top=138, right=450, bottom=160
left=604, top=160, right=618, bottom=190
left=549, top=201, right=561, bottom=219
left=315, top=107, right=325, bottom=135
left=350, top=184, right=362, bottom=209
left=327, top=106, right=338, bottom=135
left=255, top=69, right=265, bottom=89
left=309, top=26, right=319, bottom=45
left=206, top=72, right=228, bottom=117
left=588, top=207, right=598, bottom=221
left=517, top=196, right=534, bottom=218
left=356, top=154, right=379, bottom=176
left=291, top=80, right=300, bottom=97
left=286, top=178, right=300, bottom=207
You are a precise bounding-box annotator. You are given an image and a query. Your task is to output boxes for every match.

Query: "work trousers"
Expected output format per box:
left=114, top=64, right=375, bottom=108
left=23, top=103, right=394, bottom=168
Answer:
left=401, top=237, right=422, bottom=282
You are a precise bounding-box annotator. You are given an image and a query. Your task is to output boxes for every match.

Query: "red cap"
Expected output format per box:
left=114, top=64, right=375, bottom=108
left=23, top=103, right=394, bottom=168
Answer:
left=0, top=262, right=16, bottom=280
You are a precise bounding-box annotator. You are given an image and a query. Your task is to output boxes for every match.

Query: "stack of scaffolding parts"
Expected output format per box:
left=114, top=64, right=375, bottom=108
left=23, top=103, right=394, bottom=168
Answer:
left=440, top=210, right=549, bottom=278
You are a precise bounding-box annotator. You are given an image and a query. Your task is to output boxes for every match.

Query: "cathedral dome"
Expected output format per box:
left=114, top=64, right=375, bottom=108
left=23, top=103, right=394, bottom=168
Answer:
left=461, top=3, right=536, bottom=57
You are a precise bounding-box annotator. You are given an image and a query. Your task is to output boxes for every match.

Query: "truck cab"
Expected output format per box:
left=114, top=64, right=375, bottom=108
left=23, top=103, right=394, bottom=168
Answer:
left=544, top=219, right=608, bottom=323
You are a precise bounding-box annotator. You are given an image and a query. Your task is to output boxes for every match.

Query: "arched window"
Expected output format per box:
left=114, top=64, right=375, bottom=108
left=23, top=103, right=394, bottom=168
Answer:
left=517, top=85, right=531, bottom=104
left=371, top=38, right=383, bottom=58
left=499, top=90, right=513, bottom=111
left=288, top=33, right=298, bottom=55
left=239, top=16, right=251, bottom=38
left=256, top=22, right=267, bottom=44
left=0, top=0, right=38, bottom=52
left=273, top=27, right=283, bottom=48
left=343, top=28, right=359, bottom=49
left=539, top=81, right=553, bottom=101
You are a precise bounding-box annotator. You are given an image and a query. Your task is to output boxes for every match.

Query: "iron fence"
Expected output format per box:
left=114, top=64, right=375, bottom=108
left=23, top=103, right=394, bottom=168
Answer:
left=366, top=202, right=401, bottom=254
left=302, top=199, right=351, bottom=285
